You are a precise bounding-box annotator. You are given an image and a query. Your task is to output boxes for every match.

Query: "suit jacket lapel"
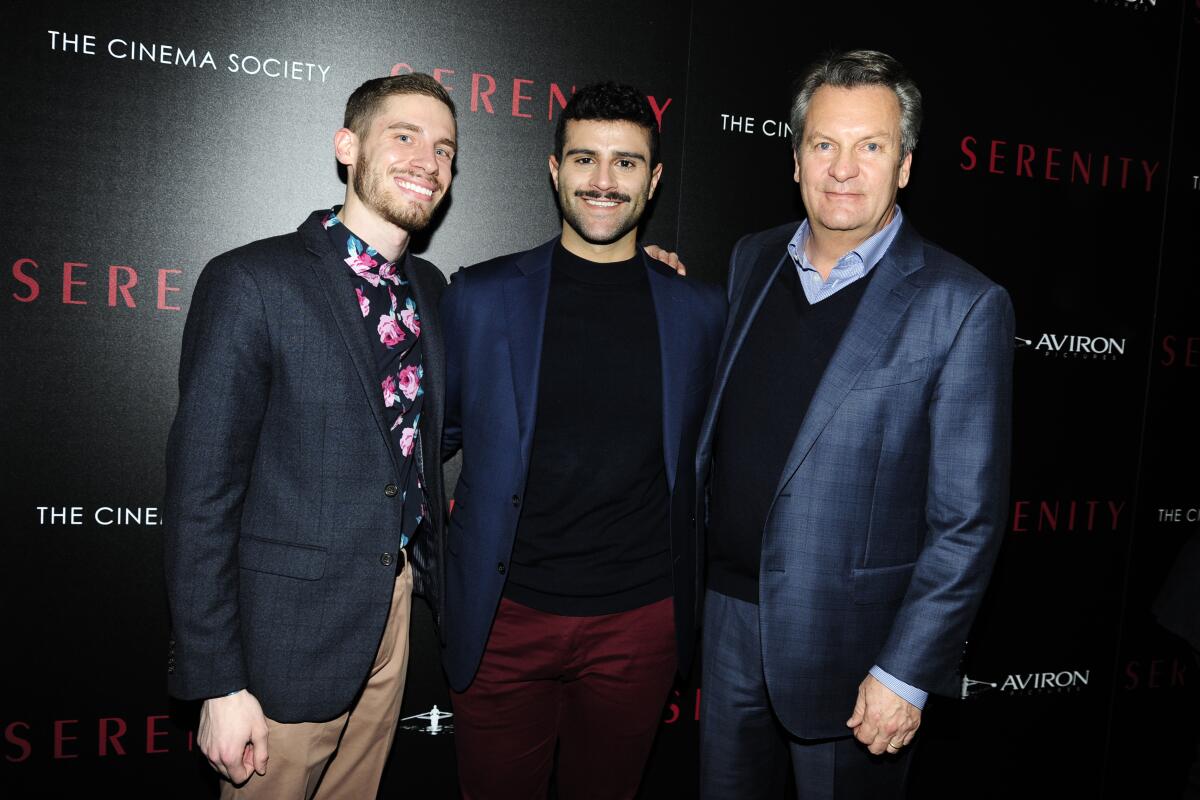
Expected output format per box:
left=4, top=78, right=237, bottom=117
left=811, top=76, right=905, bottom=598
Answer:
left=408, top=259, right=445, bottom=528
left=645, top=258, right=687, bottom=492
left=770, top=222, right=925, bottom=500
left=502, top=239, right=555, bottom=475
left=300, top=213, right=401, bottom=475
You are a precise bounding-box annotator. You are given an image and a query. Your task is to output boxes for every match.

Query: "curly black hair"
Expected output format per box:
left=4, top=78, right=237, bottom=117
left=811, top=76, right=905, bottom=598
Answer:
left=554, top=82, right=660, bottom=167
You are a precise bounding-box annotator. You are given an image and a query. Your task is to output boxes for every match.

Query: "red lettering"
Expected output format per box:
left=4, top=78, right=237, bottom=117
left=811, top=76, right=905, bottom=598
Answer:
left=662, top=690, right=680, bottom=724
left=1015, top=144, right=1035, bottom=177
left=471, top=72, right=496, bottom=114
left=1161, top=335, right=1177, bottom=366
left=99, top=717, right=128, bottom=756
left=63, top=262, right=88, bottom=305
left=146, top=715, right=170, bottom=754
left=1101, top=154, right=1111, bottom=187
left=1038, top=500, right=1057, bottom=532
left=11, top=258, right=39, bottom=302
left=1172, top=658, right=1187, bottom=687
left=1071, top=151, right=1091, bottom=185
left=548, top=82, right=573, bottom=121
left=1149, top=659, right=1164, bottom=689
left=4, top=721, right=31, bottom=763
left=432, top=68, right=455, bottom=92
left=959, top=136, right=978, bottom=171
left=694, top=688, right=701, bottom=721
left=1124, top=660, right=1140, bottom=690
left=1142, top=160, right=1160, bottom=192
left=1186, top=336, right=1200, bottom=368
left=647, top=95, right=672, bottom=132
left=108, top=265, right=138, bottom=307
left=1011, top=500, right=1030, bottom=532
left=157, top=269, right=182, bottom=311
left=511, top=78, right=533, bottom=118
left=389, top=62, right=413, bottom=76
left=54, top=719, right=80, bottom=759
left=988, top=139, right=1006, bottom=174
left=1119, top=156, right=1133, bottom=190
left=1044, top=147, right=1062, bottom=182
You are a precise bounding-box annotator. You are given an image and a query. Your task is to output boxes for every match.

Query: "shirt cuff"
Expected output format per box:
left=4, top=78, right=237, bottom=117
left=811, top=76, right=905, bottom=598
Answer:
left=870, top=666, right=928, bottom=710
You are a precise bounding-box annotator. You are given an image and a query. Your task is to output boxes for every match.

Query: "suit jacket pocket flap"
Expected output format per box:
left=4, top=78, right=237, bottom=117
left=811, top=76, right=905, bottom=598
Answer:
left=239, top=536, right=327, bottom=581
left=851, top=562, right=916, bottom=605
left=852, top=357, right=929, bottom=389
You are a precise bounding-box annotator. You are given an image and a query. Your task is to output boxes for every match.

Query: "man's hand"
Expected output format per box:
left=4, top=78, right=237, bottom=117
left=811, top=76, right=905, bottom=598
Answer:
left=643, top=244, right=687, bottom=275
left=198, top=689, right=269, bottom=784
left=845, top=674, right=921, bottom=755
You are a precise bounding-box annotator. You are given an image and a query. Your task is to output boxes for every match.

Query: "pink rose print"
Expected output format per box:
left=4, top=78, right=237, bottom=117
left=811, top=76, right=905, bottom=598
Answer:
left=377, top=315, right=406, bottom=347
left=356, top=287, right=370, bottom=317
left=382, top=375, right=399, bottom=408
left=399, top=426, right=416, bottom=457
left=378, top=262, right=400, bottom=285
left=388, top=286, right=398, bottom=313
left=397, top=364, right=420, bottom=401
left=400, top=308, right=420, bottom=335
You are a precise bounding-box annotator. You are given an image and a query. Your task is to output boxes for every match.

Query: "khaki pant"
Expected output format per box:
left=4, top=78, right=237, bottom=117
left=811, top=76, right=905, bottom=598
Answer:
left=221, top=564, right=413, bottom=800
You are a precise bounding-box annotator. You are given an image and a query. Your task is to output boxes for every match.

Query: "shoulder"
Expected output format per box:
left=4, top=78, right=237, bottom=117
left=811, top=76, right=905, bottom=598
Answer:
left=735, top=221, right=801, bottom=262
left=449, top=240, right=552, bottom=290
left=195, top=230, right=305, bottom=299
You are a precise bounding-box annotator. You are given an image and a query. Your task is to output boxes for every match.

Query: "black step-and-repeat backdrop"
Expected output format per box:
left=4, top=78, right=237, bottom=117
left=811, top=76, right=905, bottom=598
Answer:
left=2, top=1, right=1196, bottom=797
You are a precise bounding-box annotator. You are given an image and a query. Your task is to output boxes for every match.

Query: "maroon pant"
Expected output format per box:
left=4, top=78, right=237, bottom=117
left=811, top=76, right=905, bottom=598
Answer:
left=452, top=596, right=677, bottom=800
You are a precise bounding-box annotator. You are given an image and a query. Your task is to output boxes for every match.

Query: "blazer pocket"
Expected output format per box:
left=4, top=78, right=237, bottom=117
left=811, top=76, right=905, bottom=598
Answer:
left=239, top=535, right=327, bottom=581
left=851, top=562, right=916, bottom=605
left=851, top=357, right=929, bottom=390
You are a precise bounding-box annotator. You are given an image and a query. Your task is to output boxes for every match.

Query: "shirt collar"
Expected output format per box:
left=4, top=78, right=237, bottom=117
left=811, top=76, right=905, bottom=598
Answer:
left=322, top=206, right=407, bottom=286
left=787, top=206, right=905, bottom=281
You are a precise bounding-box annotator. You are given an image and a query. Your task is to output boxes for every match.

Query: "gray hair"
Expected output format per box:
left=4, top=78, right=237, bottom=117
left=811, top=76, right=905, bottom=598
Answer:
left=789, top=50, right=922, bottom=159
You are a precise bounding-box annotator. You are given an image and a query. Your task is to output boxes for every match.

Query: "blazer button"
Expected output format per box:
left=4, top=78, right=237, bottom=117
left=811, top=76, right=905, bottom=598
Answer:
left=381, top=552, right=394, bottom=567
left=511, top=495, right=520, bottom=507
left=497, top=562, right=506, bottom=574
left=385, top=484, right=399, bottom=497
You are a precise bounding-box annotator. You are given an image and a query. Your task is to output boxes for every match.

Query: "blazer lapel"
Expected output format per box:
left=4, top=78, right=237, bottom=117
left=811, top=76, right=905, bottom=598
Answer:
left=770, top=222, right=925, bottom=501
left=501, top=239, right=555, bottom=475
left=299, top=214, right=401, bottom=475
left=696, top=244, right=791, bottom=468
left=645, top=259, right=688, bottom=492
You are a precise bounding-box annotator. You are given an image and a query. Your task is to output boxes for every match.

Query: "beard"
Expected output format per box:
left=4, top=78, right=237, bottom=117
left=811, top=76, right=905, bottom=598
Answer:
left=559, top=188, right=643, bottom=246
left=353, top=152, right=441, bottom=234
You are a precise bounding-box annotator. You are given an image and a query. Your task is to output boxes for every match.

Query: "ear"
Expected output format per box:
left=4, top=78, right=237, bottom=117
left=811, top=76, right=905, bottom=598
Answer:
left=548, top=154, right=561, bottom=192
left=897, top=151, right=913, bottom=189
left=334, top=128, right=358, bottom=168
left=648, top=162, right=663, bottom=199
left=793, top=151, right=801, bottom=184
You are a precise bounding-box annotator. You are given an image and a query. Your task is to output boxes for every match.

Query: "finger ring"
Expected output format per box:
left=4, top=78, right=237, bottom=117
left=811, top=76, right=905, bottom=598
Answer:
left=887, top=742, right=903, bottom=750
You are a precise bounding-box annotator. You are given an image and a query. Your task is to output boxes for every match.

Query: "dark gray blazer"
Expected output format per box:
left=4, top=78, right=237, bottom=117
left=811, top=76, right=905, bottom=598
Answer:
left=695, top=220, right=1014, bottom=739
left=163, top=210, right=448, bottom=723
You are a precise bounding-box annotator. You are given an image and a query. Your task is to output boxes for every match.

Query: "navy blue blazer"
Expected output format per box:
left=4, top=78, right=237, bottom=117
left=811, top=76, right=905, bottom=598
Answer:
left=695, top=220, right=1014, bottom=739
left=440, top=239, right=726, bottom=692
left=163, top=210, right=449, bottom=723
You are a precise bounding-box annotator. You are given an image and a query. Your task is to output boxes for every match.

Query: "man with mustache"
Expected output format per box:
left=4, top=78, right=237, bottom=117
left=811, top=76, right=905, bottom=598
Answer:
left=696, top=50, right=1014, bottom=798
left=164, top=73, right=455, bottom=799
left=439, top=82, right=725, bottom=799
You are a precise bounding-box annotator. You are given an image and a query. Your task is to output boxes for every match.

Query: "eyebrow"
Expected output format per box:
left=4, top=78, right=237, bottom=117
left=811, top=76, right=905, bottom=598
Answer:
left=564, top=147, right=647, bottom=162
left=386, top=121, right=458, bottom=152
left=807, top=128, right=893, bottom=143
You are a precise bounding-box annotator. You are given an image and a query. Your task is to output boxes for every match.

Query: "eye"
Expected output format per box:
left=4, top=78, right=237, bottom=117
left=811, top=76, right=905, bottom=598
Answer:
left=436, top=147, right=454, bottom=159
left=616, top=159, right=636, bottom=169
left=865, top=142, right=880, bottom=152
left=397, top=133, right=412, bottom=143
left=575, top=156, right=595, bottom=165
left=817, top=142, right=833, bottom=151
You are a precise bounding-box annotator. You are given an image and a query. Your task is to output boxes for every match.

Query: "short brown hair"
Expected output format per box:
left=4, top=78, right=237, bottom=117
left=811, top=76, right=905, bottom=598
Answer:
left=343, top=73, right=457, bottom=137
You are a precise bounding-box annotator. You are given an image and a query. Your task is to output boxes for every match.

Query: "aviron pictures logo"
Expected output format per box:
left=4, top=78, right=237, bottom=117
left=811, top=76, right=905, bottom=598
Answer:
left=962, top=668, right=1091, bottom=698
left=397, top=706, right=453, bottom=736
left=1015, top=333, right=1127, bottom=360
left=1092, top=0, right=1158, bottom=9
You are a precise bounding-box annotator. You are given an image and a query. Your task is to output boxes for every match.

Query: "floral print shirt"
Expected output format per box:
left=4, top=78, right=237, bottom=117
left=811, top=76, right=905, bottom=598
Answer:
left=323, top=208, right=426, bottom=549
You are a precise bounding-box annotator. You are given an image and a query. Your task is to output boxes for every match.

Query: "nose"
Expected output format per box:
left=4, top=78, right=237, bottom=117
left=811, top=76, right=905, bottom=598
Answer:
left=591, top=161, right=616, bottom=191
left=829, top=149, right=858, bottom=182
left=410, top=142, right=439, bottom=175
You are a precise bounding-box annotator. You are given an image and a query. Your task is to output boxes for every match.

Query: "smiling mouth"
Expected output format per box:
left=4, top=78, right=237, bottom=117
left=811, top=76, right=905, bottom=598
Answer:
left=396, top=178, right=435, bottom=198
left=576, top=191, right=630, bottom=208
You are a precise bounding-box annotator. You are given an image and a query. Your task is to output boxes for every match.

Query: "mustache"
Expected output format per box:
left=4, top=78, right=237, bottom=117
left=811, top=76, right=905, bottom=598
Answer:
left=574, top=190, right=631, bottom=203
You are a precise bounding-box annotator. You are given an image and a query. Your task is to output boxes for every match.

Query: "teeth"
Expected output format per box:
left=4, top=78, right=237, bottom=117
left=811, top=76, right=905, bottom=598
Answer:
left=398, top=179, right=433, bottom=197
left=584, top=199, right=618, bottom=207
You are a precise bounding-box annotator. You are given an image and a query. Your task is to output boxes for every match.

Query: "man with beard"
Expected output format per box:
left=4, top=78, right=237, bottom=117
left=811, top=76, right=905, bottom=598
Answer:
left=163, top=73, right=455, bottom=799
left=439, top=82, right=725, bottom=799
